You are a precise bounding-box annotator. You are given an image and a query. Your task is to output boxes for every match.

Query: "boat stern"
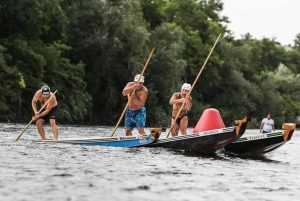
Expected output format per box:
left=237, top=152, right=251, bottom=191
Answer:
left=282, top=123, right=296, bottom=141
left=234, top=117, right=251, bottom=136
left=149, top=128, right=164, bottom=142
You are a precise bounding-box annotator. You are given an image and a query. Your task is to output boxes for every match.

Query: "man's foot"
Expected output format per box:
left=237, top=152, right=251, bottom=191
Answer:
left=138, top=134, right=148, bottom=139
left=138, top=134, right=147, bottom=144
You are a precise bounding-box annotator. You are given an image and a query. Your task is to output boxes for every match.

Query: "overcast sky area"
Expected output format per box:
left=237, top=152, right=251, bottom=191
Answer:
left=221, top=0, right=300, bottom=46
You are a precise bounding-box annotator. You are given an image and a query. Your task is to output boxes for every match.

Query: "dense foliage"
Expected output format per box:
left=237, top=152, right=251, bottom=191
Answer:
left=1, top=0, right=300, bottom=128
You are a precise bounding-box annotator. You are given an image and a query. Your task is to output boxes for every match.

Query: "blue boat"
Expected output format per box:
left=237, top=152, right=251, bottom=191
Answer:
left=34, top=128, right=162, bottom=147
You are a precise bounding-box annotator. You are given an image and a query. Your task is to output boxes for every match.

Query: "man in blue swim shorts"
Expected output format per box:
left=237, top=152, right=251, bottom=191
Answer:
left=122, top=74, right=148, bottom=137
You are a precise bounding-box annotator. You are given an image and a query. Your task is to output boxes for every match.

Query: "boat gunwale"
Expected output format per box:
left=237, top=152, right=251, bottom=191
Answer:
left=34, top=136, right=140, bottom=144
left=153, top=126, right=235, bottom=144
left=234, top=131, right=284, bottom=143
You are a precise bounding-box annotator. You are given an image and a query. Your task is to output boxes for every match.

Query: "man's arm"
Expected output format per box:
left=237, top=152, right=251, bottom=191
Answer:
left=169, top=93, right=183, bottom=105
left=185, top=96, right=192, bottom=111
left=122, top=82, right=136, bottom=96
left=259, top=120, right=264, bottom=133
left=31, top=92, right=39, bottom=115
left=169, top=94, right=175, bottom=105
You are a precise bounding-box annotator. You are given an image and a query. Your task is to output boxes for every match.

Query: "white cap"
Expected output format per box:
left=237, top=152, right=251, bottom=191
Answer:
left=134, top=74, right=144, bottom=83
left=181, top=83, right=192, bottom=91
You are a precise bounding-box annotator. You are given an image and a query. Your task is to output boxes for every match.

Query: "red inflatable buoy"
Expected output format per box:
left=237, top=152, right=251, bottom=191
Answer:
left=193, top=108, right=225, bottom=133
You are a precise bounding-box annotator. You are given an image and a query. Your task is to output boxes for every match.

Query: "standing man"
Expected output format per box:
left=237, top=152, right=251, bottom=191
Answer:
left=32, top=86, right=58, bottom=140
left=122, top=74, right=148, bottom=137
left=260, top=113, right=275, bottom=133
left=169, top=83, right=193, bottom=137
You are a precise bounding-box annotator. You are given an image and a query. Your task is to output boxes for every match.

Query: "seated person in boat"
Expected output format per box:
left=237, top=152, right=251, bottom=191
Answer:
left=122, top=74, right=148, bottom=137
left=169, top=83, right=192, bottom=136
left=260, top=113, right=275, bottom=133
left=32, top=86, right=58, bottom=140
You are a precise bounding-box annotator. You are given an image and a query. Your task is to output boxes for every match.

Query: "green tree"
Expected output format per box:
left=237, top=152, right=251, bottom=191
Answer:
left=259, top=64, right=300, bottom=124
left=209, top=40, right=263, bottom=124
left=65, top=0, right=150, bottom=124
left=140, top=0, right=165, bottom=29
left=147, top=22, right=186, bottom=126
left=0, top=45, right=25, bottom=121
left=0, top=0, right=91, bottom=123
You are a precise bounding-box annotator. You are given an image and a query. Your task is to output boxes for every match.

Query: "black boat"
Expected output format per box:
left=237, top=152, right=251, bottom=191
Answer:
left=224, top=123, right=296, bottom=156
left=144, top=117, right=250, bottom=154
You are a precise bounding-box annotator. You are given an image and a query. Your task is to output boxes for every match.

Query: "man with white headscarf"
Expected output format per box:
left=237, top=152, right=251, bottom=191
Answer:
left=169, top=83, right=193, bottom=136
left=122, top=74, right=148, bottom=137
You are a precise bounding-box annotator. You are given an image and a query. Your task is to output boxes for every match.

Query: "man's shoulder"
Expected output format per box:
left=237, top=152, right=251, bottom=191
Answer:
left=49, top=94, right=57, bottom=102
left=142, top=86, right=148, bottom=92
left=172, top=92, right=181, bottom=97
left=34, top=90, right=42, bottom=97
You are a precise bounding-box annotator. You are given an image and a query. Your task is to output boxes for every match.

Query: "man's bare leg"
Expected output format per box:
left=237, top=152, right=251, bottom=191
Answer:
left=137, top=127, right=145, bottom=134
left=36, top=119, right=46, bottom=140
left=49, top=119, right=58, bottom=140
left=179, top=116, right=188, bottom=135
left=125, top=128, right=133, bottom=136
left=137, top=127, right=146, bottom=138
left=171, top=118, right=179, bottom=137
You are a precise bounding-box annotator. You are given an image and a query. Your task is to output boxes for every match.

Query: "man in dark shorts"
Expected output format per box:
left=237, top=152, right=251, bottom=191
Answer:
left=169, top=83, right=193, bottom=136
left=32, top=86, right=58, bottom=140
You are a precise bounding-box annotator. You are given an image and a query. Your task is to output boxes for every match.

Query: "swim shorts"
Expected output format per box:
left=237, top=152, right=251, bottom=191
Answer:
left=40, top=106, right=57, bottom=122
left=125, top=107, right=146, bottom=129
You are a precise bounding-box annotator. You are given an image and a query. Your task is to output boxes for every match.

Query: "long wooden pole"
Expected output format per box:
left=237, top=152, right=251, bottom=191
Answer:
left=15, top=90, right=58, bottom=141
left=166, top=33, right=222, bottom=138
left=111, top=48, right=155, bottom=137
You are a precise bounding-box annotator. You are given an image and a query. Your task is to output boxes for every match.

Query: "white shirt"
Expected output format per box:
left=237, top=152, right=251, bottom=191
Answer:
left=262, top=118, right=274, bottom=132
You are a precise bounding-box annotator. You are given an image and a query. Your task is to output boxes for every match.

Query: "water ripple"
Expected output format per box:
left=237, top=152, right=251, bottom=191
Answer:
left=1, top=123, right=300, bottom=201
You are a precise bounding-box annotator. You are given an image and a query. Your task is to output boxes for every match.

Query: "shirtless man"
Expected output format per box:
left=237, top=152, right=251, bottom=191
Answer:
left=32, top=86, right=58, bottom=140
left=122, top=74, right=148, bottom=137
left=169, top=83, right=192, bottom=136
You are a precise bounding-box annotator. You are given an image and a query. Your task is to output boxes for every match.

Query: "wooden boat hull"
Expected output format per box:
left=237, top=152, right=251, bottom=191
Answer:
left=34, top=128, right=161, bottom=148
left=144, top=117, right=250, bottom=154
left=224, top=123, right=295, bottom=156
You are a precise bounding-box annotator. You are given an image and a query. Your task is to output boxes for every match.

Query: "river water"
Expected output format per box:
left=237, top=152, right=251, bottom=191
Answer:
left=1, top=123, right=300, bottom=201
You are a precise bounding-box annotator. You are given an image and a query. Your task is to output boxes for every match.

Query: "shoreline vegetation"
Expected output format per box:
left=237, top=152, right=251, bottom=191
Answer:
left=1, top=0, right=300, bottom=129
